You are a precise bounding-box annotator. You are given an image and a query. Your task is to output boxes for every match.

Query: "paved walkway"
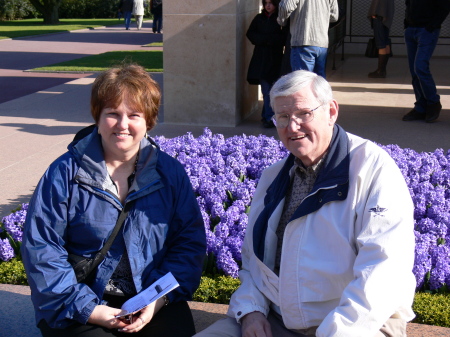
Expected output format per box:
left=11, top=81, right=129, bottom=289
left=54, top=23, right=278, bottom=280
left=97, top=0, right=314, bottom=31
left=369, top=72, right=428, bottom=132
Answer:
left=1, top=21, right=450, bottom=336
left=0, top=20, right=162, bottom=103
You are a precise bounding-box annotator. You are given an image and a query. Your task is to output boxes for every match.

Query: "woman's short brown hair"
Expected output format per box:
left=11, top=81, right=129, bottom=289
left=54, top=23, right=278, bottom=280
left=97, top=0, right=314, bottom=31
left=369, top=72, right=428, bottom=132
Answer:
left=90, top=64, right=161, bottom=131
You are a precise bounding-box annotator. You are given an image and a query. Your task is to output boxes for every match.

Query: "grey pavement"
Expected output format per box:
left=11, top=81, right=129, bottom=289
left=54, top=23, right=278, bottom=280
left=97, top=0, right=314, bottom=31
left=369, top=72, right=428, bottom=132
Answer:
left=0, top=20, right=162, bottom=103
left=0, top=21, right=450, bottom=337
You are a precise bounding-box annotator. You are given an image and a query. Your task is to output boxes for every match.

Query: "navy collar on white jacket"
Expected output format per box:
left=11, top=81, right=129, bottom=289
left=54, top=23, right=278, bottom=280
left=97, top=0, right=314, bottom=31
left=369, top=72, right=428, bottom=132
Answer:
left=253, top=124, right=350, bottom=261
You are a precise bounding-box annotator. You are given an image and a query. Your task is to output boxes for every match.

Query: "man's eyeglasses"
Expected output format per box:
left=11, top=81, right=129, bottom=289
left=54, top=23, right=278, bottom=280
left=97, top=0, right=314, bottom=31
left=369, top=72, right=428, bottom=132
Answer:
left=272, top=104, right=324, bottom=129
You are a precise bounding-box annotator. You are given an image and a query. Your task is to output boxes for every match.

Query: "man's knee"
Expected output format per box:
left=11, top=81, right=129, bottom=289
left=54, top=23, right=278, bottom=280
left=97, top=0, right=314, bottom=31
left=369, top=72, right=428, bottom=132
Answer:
left=374, top=317, right=407, bottom=337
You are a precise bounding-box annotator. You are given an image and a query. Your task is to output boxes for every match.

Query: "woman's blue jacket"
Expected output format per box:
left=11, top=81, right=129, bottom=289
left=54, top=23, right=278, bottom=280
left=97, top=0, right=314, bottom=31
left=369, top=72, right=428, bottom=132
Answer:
left=21, top=127, right=206, bottom=329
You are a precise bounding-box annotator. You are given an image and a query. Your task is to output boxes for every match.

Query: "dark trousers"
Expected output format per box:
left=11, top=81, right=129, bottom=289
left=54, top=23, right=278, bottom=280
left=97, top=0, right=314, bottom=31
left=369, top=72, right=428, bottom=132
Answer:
left=123, top=11, right=132, bottom=29
left=152, top=13, right=162, bottom=33
left=260, top=79, right=275, bottom=122
left=404, top=26, right=440, bottom=113
left=38, top=300, right=196, bottom=337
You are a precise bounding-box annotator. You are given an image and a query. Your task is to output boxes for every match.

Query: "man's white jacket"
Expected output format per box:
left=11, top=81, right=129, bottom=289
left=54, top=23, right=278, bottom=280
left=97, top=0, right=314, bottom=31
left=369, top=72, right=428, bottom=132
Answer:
left=227, top=125, right=416, bottom=337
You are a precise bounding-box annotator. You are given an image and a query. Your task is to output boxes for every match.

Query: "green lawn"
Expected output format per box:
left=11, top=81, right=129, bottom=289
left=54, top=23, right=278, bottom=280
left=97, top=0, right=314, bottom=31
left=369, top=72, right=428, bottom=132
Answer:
left=0, top=18, right=123, bottom=40
left=29, top=51, right=163, bottom=73
left=143, top=42, right=163, bottom=47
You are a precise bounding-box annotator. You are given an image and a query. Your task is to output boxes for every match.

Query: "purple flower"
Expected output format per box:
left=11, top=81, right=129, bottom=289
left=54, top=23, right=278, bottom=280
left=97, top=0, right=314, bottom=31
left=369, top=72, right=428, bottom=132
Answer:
left=216, top=246, right=240, bottom=278
left=210, top=202, right=226, bottom=219
left=412, top=231, right=434, bottom=289
left=382, top=144, right=450, bottom=291
left=0, top=238, right=15, bottom=262
left=429, top=244, right=450, bottom=290
left=225, top=235, right=243, bottom=262
left=1, top=204, right=27, bottom=242
left=153, top=129, right=289, bottom=276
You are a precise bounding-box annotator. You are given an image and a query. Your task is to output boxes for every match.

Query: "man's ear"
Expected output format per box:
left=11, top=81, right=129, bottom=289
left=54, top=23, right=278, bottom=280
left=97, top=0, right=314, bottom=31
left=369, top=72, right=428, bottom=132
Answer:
left=328, top=99, right=339, bottom=125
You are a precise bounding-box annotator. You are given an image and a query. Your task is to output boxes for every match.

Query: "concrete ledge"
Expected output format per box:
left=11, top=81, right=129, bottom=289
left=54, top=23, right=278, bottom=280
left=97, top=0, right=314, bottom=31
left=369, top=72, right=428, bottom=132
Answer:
left=1, top=284, right=448, bottom=336
left=189, top=301, right=228, bottom=332
left=189, top=302, right=450, bottom=336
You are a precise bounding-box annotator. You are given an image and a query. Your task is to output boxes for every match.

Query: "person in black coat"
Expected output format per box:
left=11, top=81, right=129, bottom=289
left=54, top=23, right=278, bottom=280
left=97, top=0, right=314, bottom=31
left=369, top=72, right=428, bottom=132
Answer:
left=119, top=0, right=134, bottom=30
left=150, top=0, right=163, bottom=33
left=247, top=0, right=285, bottom=128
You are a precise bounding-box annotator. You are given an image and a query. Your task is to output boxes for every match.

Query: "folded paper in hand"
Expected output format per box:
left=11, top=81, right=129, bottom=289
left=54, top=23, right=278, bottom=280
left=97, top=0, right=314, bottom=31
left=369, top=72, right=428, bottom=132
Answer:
left=116, top=272, right=179, bottom=318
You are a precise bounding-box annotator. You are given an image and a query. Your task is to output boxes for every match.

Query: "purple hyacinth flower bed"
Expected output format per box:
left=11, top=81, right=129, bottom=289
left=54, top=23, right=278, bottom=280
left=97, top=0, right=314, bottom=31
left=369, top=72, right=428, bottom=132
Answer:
left=382, top=144, right=450, bottom=292
left=1, top=129, right=449, bottom=293
left=0, top=203, right=27, bottom=262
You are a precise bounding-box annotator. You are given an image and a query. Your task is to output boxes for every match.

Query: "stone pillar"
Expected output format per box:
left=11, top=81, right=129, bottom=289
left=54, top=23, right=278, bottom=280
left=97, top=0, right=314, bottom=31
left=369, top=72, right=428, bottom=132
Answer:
left=163, top=0, right=260, bottom=127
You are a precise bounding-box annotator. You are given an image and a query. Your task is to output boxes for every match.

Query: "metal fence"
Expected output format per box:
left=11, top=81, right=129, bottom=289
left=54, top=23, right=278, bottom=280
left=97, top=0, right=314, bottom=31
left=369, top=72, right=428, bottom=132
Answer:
left=347, top=0, right=450, bottom=44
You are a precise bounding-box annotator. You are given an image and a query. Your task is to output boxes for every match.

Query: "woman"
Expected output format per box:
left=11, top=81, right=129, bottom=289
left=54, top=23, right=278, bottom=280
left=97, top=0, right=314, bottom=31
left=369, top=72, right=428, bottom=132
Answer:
left=133, top=0, right=145, bottom=30
left=367, top=0, right=395, bottom=78
left=21, top=64, right=206, bottom=337
left=246, top=0, right=285, bottom=128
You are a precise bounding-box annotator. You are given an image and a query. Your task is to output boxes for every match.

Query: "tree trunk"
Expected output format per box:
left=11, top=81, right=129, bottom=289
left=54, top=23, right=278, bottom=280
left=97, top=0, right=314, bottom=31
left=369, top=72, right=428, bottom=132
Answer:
left=42, top=5, right=60, bottom=25
left=28, top=0, right=62, bottom=25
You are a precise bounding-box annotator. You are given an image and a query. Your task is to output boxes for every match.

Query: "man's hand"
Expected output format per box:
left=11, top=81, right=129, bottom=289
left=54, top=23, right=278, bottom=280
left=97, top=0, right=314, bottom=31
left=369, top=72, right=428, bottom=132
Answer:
left=241, top=311, right=273, bottom=337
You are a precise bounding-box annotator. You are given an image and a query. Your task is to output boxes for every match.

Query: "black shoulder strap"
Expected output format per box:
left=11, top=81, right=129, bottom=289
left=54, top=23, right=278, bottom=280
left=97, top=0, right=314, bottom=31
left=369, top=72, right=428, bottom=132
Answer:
left=87, top=202, right=132, bottom=277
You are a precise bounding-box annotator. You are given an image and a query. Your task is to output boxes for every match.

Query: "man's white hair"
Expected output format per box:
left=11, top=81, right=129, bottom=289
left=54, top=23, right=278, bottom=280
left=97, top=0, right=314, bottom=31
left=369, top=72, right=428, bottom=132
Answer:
left=270, top=70, right=333, bottom=111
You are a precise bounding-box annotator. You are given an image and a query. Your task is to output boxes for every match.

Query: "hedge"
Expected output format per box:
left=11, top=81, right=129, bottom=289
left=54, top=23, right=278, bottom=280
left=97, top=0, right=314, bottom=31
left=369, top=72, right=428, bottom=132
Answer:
left=0, top=0, right=152, bottom=20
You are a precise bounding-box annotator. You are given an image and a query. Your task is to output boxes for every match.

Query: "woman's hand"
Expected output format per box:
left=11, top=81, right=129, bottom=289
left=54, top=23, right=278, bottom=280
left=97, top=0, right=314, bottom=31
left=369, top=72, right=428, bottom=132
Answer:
left=117, top=296, right=166, bottom=333
left=87, top=305, right=129, bottom=330
left=241, top=311, right=273, bottom=337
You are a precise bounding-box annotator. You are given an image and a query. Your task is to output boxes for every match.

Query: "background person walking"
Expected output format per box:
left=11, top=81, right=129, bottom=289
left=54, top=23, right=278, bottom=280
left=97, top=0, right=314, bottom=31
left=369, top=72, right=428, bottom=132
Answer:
left=119, top=0, right=134, bottom=30
left=367, top=0, right=394, bottom=78
left=402, top=0, right=450, bottom=123
left=133, top=0, right=145, bottom=30
left=150, top=0, right=163, bottom=33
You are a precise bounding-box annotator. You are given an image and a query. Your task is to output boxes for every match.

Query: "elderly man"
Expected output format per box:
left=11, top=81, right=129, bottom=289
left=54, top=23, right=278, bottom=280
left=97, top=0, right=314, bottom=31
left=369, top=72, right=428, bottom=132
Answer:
left=195, top=70, right=416, bottom=337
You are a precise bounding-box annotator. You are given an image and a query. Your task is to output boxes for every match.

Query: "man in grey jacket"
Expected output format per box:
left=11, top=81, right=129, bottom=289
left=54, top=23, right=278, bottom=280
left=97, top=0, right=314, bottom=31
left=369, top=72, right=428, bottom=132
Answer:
left=277, top=0, right=339, bottom=78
